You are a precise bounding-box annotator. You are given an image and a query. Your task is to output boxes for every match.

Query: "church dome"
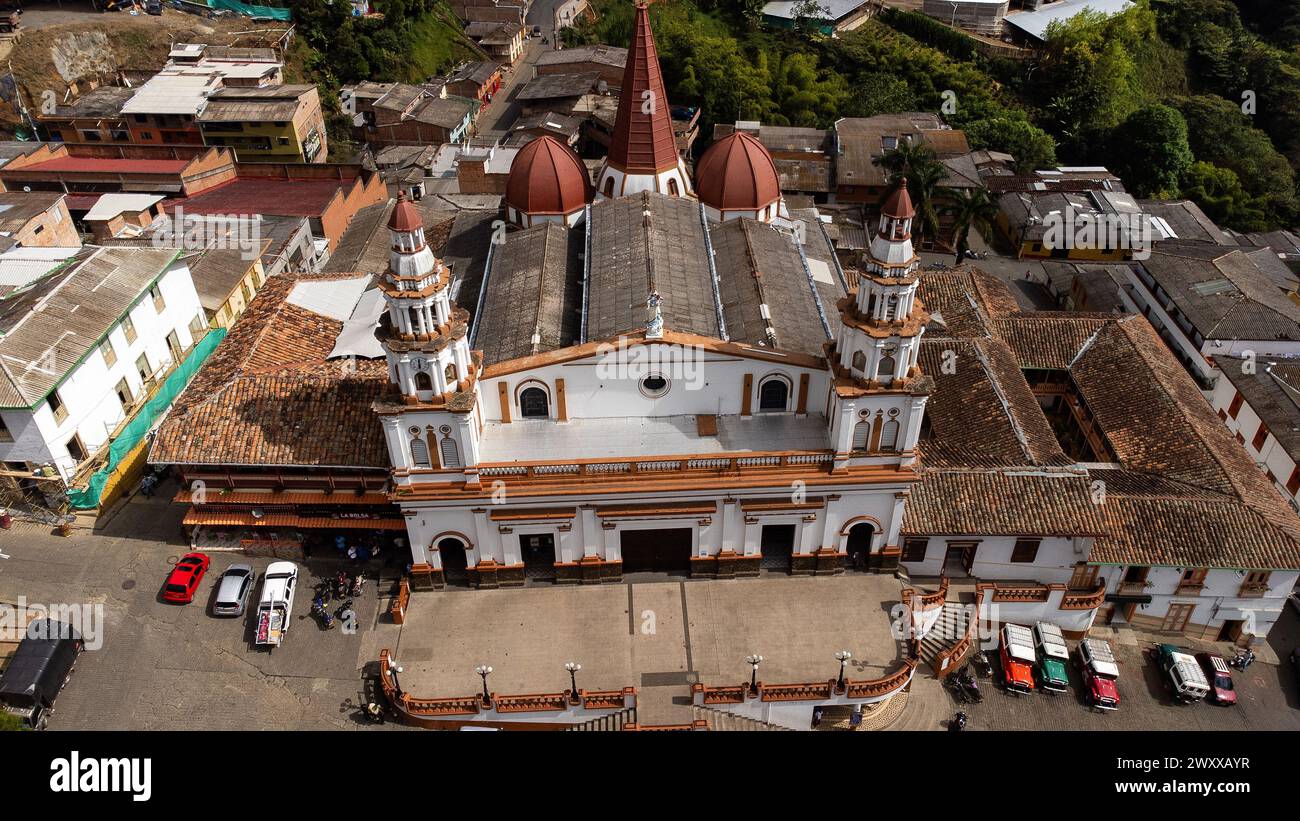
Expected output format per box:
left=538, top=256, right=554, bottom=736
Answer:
left=505, top=136, right=592, bottom=217
left=694, top=131, right=781, bottom=213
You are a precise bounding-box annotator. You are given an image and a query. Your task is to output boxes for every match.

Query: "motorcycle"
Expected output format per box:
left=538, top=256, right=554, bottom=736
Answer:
left=361, top=701, right=385, bottom=724
left=336, top=571, right=351, bottom=599
left=350, top=573, right=365, bottom=598
left=971, top=650, right=992, bottom=677
left=945, top=674, right=972, bottom=704
left=956, top=666, right=983, bottom=703
left=948, top=711, right=967, bottom=732
left=317, top=607, right=335, bottom=630
left=1229, top=648, right=1255, bottom=670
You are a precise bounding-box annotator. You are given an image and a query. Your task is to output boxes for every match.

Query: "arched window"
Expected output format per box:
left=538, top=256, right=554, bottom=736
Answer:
left=879, top=419, right=900, bottom=450
left=852, top=421, right=870, bottom=451
left=414, top=371, right=433, bottom=392
left=520, top=386, right=549, bottom=418
left=410, top=437, right=431, bottom=468
left=757, top=377, right=789, bottom=412
left=668, top=178, right=680, bottom=196
left=439, top=435, right=461, bottom=468
left=852, top=350, right=867, bottom=373
left=878, top=354, right=896, bottom=379
left=603, top=177, right=615, bottom=198
left=445, top=363, right=457, bottom=386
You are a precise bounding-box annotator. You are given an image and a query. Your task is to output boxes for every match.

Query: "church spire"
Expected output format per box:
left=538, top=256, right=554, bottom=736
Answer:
left=595, top=1, right=692, bottom=199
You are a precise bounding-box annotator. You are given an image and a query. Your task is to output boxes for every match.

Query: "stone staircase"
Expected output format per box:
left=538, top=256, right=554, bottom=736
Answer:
left=691, top=704, right=794, bottom=731
left=564, top=707, right=637, bottom=731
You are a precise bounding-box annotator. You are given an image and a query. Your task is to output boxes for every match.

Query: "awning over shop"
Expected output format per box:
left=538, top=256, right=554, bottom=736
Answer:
left=183, top=510, right=407, bottom=531
left=173, top=490, right=391, bottom=506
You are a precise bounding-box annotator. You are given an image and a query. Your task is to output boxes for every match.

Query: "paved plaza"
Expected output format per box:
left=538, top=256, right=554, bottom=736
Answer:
left=1, top=491, right=1297, bottom=730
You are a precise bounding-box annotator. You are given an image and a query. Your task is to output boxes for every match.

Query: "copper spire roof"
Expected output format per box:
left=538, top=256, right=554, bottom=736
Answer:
left=389, top=191, right=422, bottom=232
left=881, top=179, right=915, bottom=219
left=695, top=131, right=781, bottom=212
left=606, top=2, right=680, bottom=175
left=505, top=135, right=592, bottom=216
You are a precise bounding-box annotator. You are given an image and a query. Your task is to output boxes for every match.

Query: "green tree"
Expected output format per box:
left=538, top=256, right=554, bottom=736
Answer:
left=843, top=72, right=916, bottom=119
left=1108, top=104, right=1194, bottom=198
left=0, top=710, right=27, bottom=732
left=945, top=187, right=999, bottom=263
left=962, top=116, right=1057, bottom=173
left=1180, top=162, right=1268, bottom=232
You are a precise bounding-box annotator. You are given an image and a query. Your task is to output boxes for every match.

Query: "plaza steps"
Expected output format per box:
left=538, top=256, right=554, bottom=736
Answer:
left=691, top=704, right=794, bottom=731
left=564, top=707, right=637, bottom=731
left=918, top=597, right=977, bottom=675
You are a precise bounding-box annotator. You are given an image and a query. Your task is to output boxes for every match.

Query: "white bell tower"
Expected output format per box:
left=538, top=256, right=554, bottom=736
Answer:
left=375, top=193, right=483, bottom=482
left=826, top=179, right=931, bottom=465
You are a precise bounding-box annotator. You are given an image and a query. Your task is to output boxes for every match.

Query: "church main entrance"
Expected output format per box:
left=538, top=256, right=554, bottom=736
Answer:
left=620, top=528, right=691, bottom=574
left=759, top=524, right=795, bottom=573
left=521, top=533, right=557, bottom=582
left=437, top=537, right=469, bottom=587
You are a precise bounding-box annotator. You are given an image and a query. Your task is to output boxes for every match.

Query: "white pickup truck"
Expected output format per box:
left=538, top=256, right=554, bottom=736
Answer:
left=255, top=562, right=298, bottom=649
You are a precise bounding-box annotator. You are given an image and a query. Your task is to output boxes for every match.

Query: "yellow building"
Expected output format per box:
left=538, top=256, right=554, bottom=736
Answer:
left=197, top=85, right=327, bottom=163
left=184, top=243, right=273, bottom=329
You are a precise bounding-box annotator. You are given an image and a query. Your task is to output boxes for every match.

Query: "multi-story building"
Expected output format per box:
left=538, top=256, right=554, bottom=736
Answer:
left=0, top=192, right=80, bottom=251
left=197, top=85, right=327, bottom=163
left=0, top=247, right=207, bottom=484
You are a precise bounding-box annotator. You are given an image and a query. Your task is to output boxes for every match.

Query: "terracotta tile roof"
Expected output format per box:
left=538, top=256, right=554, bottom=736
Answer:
left=917, top=338, right=1068, bottom=469
left=150, top=272, right=391, bottom=469
left=903, top=470, right=1105, bottom=537
left=914, top=264, right=1300, bottom=569
left=990, top=312, right=1112, bottom=370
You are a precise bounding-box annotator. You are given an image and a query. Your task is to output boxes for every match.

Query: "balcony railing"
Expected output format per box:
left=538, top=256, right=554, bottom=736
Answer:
left=1117, top=581, right=1150, bottom=597
left=473, top=450, right=838, bottom=483
left=1237, top=581, right=1269, bottom=598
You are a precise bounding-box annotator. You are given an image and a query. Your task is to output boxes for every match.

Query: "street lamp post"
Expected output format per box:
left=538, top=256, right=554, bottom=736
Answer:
left=564, top=661, right=582, bottom=704
left=387, top=655, right=404, bottom=698
left=745, top=654, right=763, bottom=697
left=834, top=649, right=852, bottom=693
left=474, top=664, right=493, bottom=706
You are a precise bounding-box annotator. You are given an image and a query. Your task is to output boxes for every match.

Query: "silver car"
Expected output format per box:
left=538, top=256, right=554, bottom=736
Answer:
left=212, top=564, right=255, bottom=617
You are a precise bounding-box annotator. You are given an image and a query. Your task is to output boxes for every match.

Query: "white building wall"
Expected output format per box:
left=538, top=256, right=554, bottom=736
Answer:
left=898, top=535, right=1087, bottom=584
left=1211, top=374, right=1300, bottom=508
left=0, top=261, right=204, bottom=481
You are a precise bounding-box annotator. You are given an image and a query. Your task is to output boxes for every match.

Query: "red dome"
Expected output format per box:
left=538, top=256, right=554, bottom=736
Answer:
left=695, top=132, right=781, bottom=213
left=881, top=179, right=915, bottom=219
left=505, top=136, right=592, bottom=216
left=389, top=192, right=422, bottom=232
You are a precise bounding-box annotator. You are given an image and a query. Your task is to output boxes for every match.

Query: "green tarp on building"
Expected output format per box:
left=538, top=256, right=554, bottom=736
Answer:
left=66, top=328, right=228, bottom=510
left=207, top=0, right=293, bottom=21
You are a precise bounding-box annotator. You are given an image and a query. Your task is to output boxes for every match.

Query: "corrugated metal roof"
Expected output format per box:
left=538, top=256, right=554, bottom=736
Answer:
left=0, top=246, right=181, bottom=408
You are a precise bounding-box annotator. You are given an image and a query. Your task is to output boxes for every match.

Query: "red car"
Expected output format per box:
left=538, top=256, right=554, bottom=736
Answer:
left=162, top=552, right=210, bottom=604
left=1196, top=652, right=1237, bottom=706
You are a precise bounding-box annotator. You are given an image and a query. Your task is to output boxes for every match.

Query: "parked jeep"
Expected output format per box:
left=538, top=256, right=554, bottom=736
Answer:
left=999, top=624, right=1036, bottom=695
left=1077, top=638, right=1120, bottom=711
left=1031, top=622, right=1070, bottom=693
left=1153, top=644, right=1210, bottom=704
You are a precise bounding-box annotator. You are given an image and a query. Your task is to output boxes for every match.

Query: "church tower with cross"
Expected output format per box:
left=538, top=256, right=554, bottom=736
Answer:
left=375, top=193, right=484, bottom=482
left=825, top=180, right=932, bottom=465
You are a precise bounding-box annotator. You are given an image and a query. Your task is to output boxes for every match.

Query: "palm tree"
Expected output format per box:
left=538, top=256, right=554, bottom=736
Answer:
left=945, top=187, right=998, bottom=264
left=873, top=141, right=949, bottom=248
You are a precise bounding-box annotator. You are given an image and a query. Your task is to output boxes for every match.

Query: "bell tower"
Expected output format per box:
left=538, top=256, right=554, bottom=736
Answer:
left=375, top=193, right=483, bottom=481
left=826, top=180, right=931, bottom=465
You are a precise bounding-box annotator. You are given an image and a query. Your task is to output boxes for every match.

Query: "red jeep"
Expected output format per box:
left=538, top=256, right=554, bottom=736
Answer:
left=999, top=624, right=1036, bottom=695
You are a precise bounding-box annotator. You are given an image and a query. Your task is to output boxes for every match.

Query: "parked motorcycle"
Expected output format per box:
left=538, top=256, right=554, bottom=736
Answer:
left=956, top=666, right=983, bottom=703
left=971, top=650, right=992, bottom=677
left=361, top=701, right=385, bottom=724
left=948, top=711, right=967, bottom=732
left=350, top=573, right=365, bottom=598
left=946, top=674, right=972, bottom=704
left=1229, top=648, right=1256, bottom=670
